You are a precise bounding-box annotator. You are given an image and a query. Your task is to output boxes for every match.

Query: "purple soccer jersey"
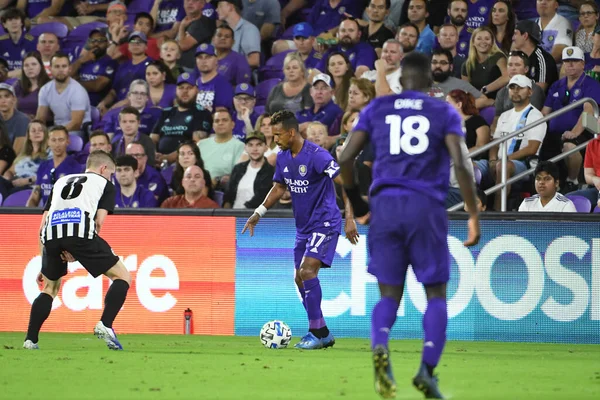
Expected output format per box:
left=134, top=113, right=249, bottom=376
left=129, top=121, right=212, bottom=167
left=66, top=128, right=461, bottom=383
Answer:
left=317, top=42, right=377, bottom=73
left=196, top=74, right=234, bottom=112
left=0, top=33, right=36, bottom=71
left=352, top=90, right=464, bottom=285
left=114, top=184, right=158, bottom=208
left=36, top=156, right=83, bottom=205
left=466, top=0, right=494, bottom=33
left=218, top=51, right=252, bottom=86
left=78, top=55, right=118, bottom=106
left=273, top=140, right=342, bottom=267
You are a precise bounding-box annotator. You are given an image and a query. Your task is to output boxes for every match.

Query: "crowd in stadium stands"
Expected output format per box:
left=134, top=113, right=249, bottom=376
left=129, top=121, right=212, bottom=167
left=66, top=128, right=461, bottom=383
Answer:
left=1, top=0, right=600, bottom=212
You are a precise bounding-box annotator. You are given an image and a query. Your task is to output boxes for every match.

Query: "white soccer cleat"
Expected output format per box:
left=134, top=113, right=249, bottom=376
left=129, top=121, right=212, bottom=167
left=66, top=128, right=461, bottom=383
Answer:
left=23, top=340, right=39, bottom=350
left=94, top=321, right=123, bottom=350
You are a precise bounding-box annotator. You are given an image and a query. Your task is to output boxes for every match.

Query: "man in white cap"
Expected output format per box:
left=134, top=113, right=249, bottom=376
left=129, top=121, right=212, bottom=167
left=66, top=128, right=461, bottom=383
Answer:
left=542, top=46, right=600, bottom=193
left=296, top=73, right=343, bottom=138
left=479, top=74, right=546, bottom=211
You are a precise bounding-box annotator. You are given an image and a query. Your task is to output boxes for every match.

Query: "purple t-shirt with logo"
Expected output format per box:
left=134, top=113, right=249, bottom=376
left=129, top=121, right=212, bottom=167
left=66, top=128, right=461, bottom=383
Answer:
left=218, top=51, right=252, bottom=86
left=36, top=156, right=83, bottom=204
left=155, top=0, right=185, bottom=32
left=352, top=90, right=464, bottom=205
left=273, top=140, right=342, bottom=235
left=114, top=183, right=158, bottom=208
left=113, top=56, right=153, bottom=101
left=196, top=73, right=234, bottom=112
left=78, top=55, right=117, bottom=106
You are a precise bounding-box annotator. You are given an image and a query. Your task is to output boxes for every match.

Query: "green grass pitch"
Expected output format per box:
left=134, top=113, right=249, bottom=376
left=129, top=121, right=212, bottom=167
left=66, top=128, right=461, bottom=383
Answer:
left=1, top=333, right=599, bottom=399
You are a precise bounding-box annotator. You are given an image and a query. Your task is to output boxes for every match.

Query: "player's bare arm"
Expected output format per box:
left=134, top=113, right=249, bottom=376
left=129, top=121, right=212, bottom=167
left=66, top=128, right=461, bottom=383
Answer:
left=95, top=209, right=109, bottom=234
left=445, top=133, right=481, bottom=247
left=338, top=130, right=370, bottom=218
left=334, top=175, right=359, bottom=244
left=241, top=182, right=287, bottom=236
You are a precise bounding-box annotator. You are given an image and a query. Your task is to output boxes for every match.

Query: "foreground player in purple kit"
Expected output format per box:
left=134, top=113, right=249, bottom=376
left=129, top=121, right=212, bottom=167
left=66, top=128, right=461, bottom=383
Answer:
left=339, top=52, right=481, bottom=399
left=242, top=110, right=359, bottom=350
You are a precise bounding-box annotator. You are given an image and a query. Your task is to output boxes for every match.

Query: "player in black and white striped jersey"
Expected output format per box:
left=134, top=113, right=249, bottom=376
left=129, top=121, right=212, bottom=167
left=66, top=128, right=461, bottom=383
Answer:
left=24, top=151, right=132, bottom=351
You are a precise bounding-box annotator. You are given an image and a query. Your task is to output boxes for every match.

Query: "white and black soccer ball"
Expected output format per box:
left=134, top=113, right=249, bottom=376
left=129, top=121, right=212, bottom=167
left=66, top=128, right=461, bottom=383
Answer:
left=260, top=320, right=292, bottom=349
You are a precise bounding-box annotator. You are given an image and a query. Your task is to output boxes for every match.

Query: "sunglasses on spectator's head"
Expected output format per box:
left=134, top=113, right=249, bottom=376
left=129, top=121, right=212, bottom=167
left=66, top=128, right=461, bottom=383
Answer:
left=508, top=51, right=528, bottom=59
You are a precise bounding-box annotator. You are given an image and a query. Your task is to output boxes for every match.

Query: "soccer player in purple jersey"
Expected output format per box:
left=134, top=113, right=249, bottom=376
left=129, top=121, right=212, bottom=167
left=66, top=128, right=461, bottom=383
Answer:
left=339, top=52, right=481, bottom=399
left=242, top=110, right=359, bottom=350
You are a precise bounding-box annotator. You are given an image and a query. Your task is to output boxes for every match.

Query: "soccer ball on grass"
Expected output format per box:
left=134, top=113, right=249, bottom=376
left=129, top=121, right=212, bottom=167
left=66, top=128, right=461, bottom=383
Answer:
left=260, top=320, right=292, bottom=349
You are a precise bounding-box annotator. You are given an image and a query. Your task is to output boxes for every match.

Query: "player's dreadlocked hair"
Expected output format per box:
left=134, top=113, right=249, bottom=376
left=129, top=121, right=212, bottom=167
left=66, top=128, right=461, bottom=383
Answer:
left=270, top=110, right=299, bottom=133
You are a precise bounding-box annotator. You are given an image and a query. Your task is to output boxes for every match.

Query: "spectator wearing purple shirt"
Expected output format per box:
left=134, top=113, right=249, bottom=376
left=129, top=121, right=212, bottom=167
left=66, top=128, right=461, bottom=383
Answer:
left=213, top=25, right=251, bottom=87
left=151, top=0, right=185, bottom=35
left=268, top=23, right=324, bottom=79
left=110, top=106, right=157, bottom=164
left=465, top=0, right=494, bottom=33
left=297, top=74, right=343, bottom=137
left=0, top=9, right=36, bottom=75
left=514, top=0, right=539, bottom=20
left=99, top=32, right=152, bottom=113
left=18, top=0, right=73, bottom=21
left=232, top=83, right=259, bottom=141
left=126, top=141, right=169, bottom=203
left=145, top=60, right=177, bottom=108
left=102, top=80, right=162, bottom=139
left=26, top=126, right=82, bottom=207
left=195, top=43, right=234, bottom=112
left=114, top=155, right=159, bottom=208
left=70, top=28, right=117, bottom=107
left=308, top=0, right=366, bottom=36
left=542, top=46, right=600, bottom=192
left=316, top=19, right=377, bottom=78
left=14, top=52, right=51, bottom=118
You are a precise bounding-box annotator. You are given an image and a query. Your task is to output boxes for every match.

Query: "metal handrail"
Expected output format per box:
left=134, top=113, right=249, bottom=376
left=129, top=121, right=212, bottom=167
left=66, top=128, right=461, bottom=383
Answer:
left=448, top=97, right=600, bottom=212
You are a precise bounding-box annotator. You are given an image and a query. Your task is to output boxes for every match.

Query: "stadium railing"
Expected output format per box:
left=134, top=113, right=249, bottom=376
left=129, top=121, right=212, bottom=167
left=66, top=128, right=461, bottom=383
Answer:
left=448, top=97, right=600, bottom=212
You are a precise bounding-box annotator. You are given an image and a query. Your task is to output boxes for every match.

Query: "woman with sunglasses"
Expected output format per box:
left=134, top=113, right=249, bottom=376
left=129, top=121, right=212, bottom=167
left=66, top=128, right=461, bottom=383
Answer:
left=576, top=1, right=599, bottom=54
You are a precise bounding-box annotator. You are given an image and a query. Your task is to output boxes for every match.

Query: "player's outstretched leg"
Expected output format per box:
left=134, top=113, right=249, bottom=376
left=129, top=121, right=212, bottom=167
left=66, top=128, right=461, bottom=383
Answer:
left=295, top=259, right=334, bottom=349
left=371, top=287, right=401, bottom=399
left=413, top=284, right=447, bottom=399
left=23, top=276, right=61, bottom=350
left=94, top=261, right=131, bottom=350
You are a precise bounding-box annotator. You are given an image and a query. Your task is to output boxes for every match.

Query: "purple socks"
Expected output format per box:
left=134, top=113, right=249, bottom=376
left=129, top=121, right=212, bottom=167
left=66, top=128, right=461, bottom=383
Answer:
left=371, top=297, right=399, bottom=349
left=422, top=297, right=448, bottom=369
left=303, top=277, right=326, bottom=329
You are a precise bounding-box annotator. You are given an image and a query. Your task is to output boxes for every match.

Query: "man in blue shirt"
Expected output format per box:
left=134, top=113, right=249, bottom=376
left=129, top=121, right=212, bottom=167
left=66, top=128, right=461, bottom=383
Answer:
left=27, top=126, right=83, bottom=207
left=542, top=46, right=600, bottom=193
left=408, top=0, right=435, bottom=55
left=114, top=155, right=158, bottom=208
left=316, top=18, right=377, bottom=78
left=242, top=109, right=359, bottom=350
left=0, top=8, right=36, bottom=75
left=297, top=73, right=343, bottom=136
left=338, top=52, right=480, bottom=399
